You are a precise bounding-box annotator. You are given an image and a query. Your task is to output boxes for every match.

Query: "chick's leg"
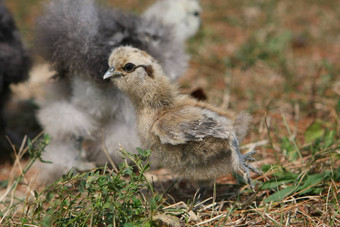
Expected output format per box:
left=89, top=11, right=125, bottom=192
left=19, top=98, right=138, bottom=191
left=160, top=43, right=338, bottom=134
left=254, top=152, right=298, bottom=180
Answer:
left=230, top=134, right=261, bottom=190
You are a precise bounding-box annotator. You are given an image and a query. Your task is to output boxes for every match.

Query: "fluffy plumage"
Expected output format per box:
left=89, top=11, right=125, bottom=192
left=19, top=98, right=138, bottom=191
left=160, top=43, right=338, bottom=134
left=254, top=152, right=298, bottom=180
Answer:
left=143, top=0, right=201, bottom=41
left=0, top=0, right=31, bottom=159
left=34, top=0, right=191, bottom=183
left=104, top=46, right=260, bottom=188
left=36, top=0, right=188, bottom=81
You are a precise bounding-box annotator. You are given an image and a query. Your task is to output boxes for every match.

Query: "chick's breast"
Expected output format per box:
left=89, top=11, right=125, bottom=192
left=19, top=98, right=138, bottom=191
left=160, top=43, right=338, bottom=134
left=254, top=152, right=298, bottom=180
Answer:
left=137, top=108, right=160, bottom=148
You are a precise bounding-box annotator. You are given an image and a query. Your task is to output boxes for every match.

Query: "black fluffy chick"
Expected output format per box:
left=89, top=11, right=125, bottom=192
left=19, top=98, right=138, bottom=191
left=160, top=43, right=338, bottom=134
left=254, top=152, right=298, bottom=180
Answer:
left=0, top=0, right=31, bottom=161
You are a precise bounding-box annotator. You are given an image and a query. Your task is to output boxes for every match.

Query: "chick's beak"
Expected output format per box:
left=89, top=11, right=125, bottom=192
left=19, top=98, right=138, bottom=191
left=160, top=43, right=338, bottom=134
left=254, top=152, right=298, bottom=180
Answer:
left=103, top=66, right=123, bottom=80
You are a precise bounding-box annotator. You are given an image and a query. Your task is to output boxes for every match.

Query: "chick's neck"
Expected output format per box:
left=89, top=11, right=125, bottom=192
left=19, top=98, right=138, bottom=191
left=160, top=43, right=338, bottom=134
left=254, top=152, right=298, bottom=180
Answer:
left=129, top=76, right=178, bottom=112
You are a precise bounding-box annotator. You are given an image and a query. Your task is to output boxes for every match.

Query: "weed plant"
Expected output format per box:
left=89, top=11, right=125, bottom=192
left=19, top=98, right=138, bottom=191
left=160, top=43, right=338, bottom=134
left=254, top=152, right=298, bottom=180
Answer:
left=0, top=137, right=165, bottom=226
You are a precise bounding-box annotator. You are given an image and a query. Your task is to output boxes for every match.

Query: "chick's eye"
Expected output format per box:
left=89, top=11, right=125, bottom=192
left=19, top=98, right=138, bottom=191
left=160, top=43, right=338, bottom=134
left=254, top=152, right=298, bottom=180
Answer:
left=123, top=63, right=135, bottom=72
left=193, top=11, right=200, bottom=17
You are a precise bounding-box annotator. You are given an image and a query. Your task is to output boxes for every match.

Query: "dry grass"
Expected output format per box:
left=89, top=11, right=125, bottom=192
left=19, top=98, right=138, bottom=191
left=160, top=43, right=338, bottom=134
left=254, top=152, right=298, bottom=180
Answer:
left=1, top=0, right=339, bottom=226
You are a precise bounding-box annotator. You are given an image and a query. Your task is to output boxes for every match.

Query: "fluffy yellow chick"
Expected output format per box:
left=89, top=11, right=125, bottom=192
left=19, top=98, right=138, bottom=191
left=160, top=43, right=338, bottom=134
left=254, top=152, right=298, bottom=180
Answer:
left=104, top=46, right=260, bottom=190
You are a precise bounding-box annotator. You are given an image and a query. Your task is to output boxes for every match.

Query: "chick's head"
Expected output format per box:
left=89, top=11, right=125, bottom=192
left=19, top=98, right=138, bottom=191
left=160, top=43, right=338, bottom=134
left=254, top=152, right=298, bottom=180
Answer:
left=163, top=0, right=201, bottom=40
left=182, top=0, right=202, bottom=38
left=104, top=46, right=165, bottom=93
left=144, top=0, right=201, bottom=41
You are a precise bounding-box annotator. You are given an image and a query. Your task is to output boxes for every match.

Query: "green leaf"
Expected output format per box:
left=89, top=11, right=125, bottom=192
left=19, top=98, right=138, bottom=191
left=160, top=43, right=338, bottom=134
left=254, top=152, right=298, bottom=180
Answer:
left=323, top=130, right=335, bottom=149
left=334, top=167, right=340, bottom=182
left=273, top=171, right=299, bottom=179
left=43, top=134, right=51, bottom=143
left=261, top=164, right=283, bottom=173
left=304, top=120, right=325, bottom=143
left=143, top=223, right=152, bottom=227
left=302, top=173, right=329, bottom=189
left=34, top=190, right=39, bottom=198
left=336, top=100, right=340, bottom=113
left=40, top=215, right=52, bottom=227
left=102, top=202, right=111, bottom=209
left=264, top=172, right=331, bottom=203
left=264, top=186, right=298, bottom=203
left=298, top=172, right=330, bottom=195
left=281, top=137, right=298, bottom=161
left=136, top=148, right=151, bottom=159
left=261, top=178, right=296, bottom=190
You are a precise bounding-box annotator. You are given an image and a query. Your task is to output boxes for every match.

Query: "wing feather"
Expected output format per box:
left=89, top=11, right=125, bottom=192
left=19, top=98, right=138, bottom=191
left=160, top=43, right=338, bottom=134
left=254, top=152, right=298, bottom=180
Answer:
left=152, top=106, right=233, bottom=145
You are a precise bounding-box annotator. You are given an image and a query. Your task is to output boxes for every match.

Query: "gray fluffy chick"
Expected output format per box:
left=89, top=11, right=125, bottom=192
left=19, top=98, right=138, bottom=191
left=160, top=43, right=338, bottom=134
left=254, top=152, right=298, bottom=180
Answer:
left=104, top=46, right=260, bottom=190
left=34, top=0, right=191, bottom=183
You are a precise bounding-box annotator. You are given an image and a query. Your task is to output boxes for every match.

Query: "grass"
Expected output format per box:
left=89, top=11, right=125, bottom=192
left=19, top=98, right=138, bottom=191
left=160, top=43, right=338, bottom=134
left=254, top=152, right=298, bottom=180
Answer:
left=2, top=133, right=335, bottom=226
left=1, top=0, right=340, bottom=226
left=1, top=136, right=164, bottom=226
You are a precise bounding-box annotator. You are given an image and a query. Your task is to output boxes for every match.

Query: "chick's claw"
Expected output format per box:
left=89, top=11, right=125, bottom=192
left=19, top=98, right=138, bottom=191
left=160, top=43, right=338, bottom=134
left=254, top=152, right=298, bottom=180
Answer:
left=231, top=137, right=260, bottom=189
left=244, top=160, right=262, bottom=175
left=242, top=150, right=257, bottom=162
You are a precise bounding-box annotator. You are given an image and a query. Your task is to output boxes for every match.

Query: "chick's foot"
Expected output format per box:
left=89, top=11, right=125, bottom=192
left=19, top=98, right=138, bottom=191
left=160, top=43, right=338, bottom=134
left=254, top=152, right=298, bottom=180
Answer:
left=231, top=137, right=261, bottom=190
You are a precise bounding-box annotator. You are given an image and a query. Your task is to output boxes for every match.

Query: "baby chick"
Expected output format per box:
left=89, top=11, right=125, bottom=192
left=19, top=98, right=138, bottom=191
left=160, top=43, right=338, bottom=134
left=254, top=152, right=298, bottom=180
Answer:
left=103, top=46, right=260, bottom=189
left=0, top=0, right=32, bottom=159
left=143, top=0, right=201, bottom=41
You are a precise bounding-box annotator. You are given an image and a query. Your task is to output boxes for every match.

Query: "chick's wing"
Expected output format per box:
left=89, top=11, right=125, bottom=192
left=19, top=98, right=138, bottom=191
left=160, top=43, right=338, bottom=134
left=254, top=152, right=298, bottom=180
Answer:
left=152, top=106, right=234, bottom=145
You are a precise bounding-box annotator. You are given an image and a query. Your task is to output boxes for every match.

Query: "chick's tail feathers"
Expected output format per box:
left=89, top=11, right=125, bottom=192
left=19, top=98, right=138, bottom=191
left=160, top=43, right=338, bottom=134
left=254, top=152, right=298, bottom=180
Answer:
left=233, top=112, right=252, bottom=142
